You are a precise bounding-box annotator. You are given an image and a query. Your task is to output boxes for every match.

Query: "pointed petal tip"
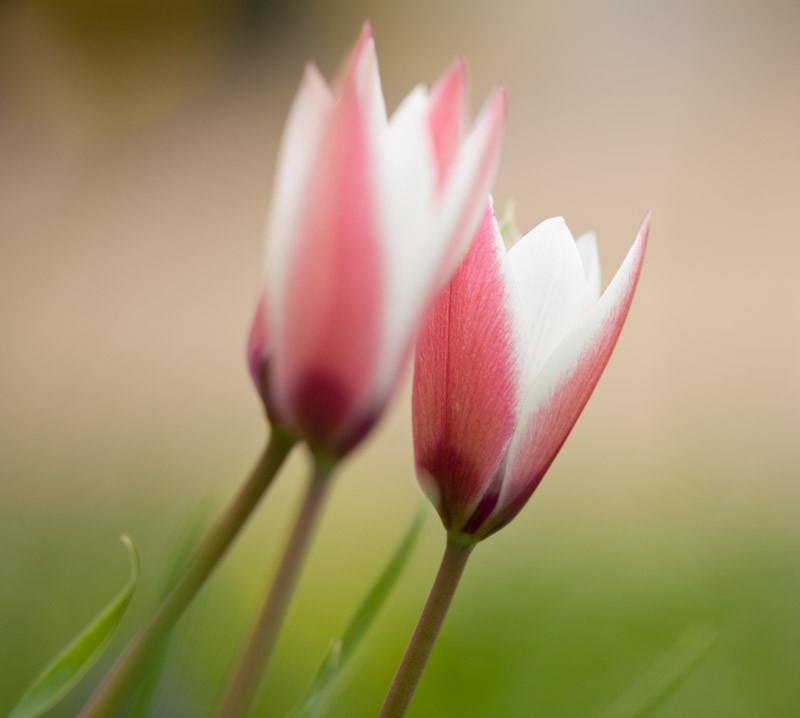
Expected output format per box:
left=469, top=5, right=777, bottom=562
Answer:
left=641, top=210, right=652, bottom=235
left=540, top=215, right=571, bottom=235
left=339, top=19, right=381, bottom=109
left=473, top=85, right=507, bottom=144
left=353, top=21, right=376, bottom=60
left=481, top=85, right=507, bottom=139
left=445, top=57, right=469, bottom=86
left=301, top=61, right=330, bottom=91
left=348, top=21, right=376, bottom=71
left=296, top=61, right=333, bottom=110
left=361, top=19, right=375, bottom=41
left=428, top=58, right=472, bottom=185
left=492, top=85, right=508, bottom=115
left=634, top=211, right=651, bottom=254
left=431, top=58, right=469, bottom=109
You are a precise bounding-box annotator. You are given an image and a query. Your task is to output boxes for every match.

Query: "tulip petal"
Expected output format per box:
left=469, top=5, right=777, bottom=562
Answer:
left=437, top=87, right=507, bottom=281
left=367, top=84, right=505, bottom=415
left=507, top=217, right=597, bottom=381
left=247, top=292, right=284, bottom=424
left=462, top=216, right=592, bottom=534
left=267, top=61, right=333, bottom=357
left=268, top=30, right=386, bottom=454
left=413, top=205, right=520, bottom=530
left=348, top=22, right=388, bottom=136
left=247, top=292, right=269, bottom=402
left=487, top=214, right=650, bottom=534
left=368, top=86, right=438, bottom=400
left=427, top=59, right=468, bottom=188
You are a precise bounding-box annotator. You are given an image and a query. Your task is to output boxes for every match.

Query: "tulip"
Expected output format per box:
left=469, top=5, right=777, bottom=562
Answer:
left=223, top=25, right=506, bottom=718
left=413, top=203, right=649, bottom=539
left=248, top=23, right=506, bottom=461
left=379, top=203, right=648, bottom=718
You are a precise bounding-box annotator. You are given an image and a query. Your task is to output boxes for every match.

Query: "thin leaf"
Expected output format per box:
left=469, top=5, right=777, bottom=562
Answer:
left=599, top=622, right=717, bottom=718
left=290, top=508, right=425, bottom=718
left=10, top=535, right=140, bottom=718
left=125, top=509, right=208, bottom=718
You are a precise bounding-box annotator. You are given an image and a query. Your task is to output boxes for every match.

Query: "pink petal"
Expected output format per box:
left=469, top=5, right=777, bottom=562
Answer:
left=266, top=61, right=333, bottom=370
left=272, top=27, right=386, bottom=456
left=346, top=22, right=387, bottom=127
left=427, top=60, right=468, bottom=189
left=247, top=292, right=283, bottom=423
left=366, top=82, right=505, bottom=415
left=484, top=214, right=650, bottom=536
left=247, top=292, right=269, bottom=402
left=437, top=86, right=507, bottom=283
left=413, top=205, right=520, bottom=531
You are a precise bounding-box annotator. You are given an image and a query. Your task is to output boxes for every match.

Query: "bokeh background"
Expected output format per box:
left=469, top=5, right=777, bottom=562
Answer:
left=2, top=0, right=799, bottom=715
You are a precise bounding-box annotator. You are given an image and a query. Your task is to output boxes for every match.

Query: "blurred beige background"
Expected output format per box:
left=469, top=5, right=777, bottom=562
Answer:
left=1, top=0, right=799, bottom=714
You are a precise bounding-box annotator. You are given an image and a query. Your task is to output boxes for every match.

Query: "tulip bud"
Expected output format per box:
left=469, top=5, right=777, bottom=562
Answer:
left=248, top=24, right=506, bottom=460
left=413, top=202, right=649, bottom=539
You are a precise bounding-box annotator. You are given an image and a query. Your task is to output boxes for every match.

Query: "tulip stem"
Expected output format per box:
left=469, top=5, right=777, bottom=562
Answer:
left=378, top=535, right=474, bottom=718
left=216, top=459, right=333, bottom=718
left=78, top=430, right=295, bottom=718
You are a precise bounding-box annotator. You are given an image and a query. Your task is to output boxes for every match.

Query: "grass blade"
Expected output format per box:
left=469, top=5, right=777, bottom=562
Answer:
left=125, top=510, right=208, bottom=718
left=290, top=508, right=425, bottom=718
left=599, top=622, right=717, bottom=718
left=10, top=535, right=140, bottom=718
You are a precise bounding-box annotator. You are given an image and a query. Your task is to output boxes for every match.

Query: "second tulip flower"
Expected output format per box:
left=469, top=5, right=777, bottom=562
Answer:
left=248, top=25, right=506, bottom=461
left=413, top=203, right=649, bottom=540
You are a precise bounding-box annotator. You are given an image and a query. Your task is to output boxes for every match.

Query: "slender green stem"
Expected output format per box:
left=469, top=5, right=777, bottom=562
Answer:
left=378, top=535, right=474, bottom=718
left=78, top=431, right=295, bottom=718
left=216, top=460, right=333, bottom=718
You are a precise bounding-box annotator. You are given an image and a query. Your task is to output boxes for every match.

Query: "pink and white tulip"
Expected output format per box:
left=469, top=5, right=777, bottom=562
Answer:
left=248, top=24, right=505, bottom=459
left=413, top=203, right=649, bottom=539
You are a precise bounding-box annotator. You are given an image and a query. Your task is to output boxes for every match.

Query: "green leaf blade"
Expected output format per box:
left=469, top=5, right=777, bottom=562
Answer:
left=599, top=622, right=717, bottom=718
left=125, top=509, right=208, bottom=718
left=10, top=535, right=141, bottom=718
left=291, top=508, right=425, bottom=718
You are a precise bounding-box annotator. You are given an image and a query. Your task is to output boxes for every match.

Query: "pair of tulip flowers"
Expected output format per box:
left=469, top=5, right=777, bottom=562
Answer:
left=72, top=23, right=648, bottom=718
left=247, top=24, right=649, bottom=541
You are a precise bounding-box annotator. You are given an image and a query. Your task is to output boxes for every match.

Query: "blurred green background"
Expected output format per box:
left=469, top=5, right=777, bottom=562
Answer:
left=1, top=0, right=799, bottom=715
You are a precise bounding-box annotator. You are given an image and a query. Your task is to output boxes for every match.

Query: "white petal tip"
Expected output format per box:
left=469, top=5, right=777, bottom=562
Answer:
left=634, top=212, right=651, bottom=255
left=361, top=20, right=375, bottom=41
